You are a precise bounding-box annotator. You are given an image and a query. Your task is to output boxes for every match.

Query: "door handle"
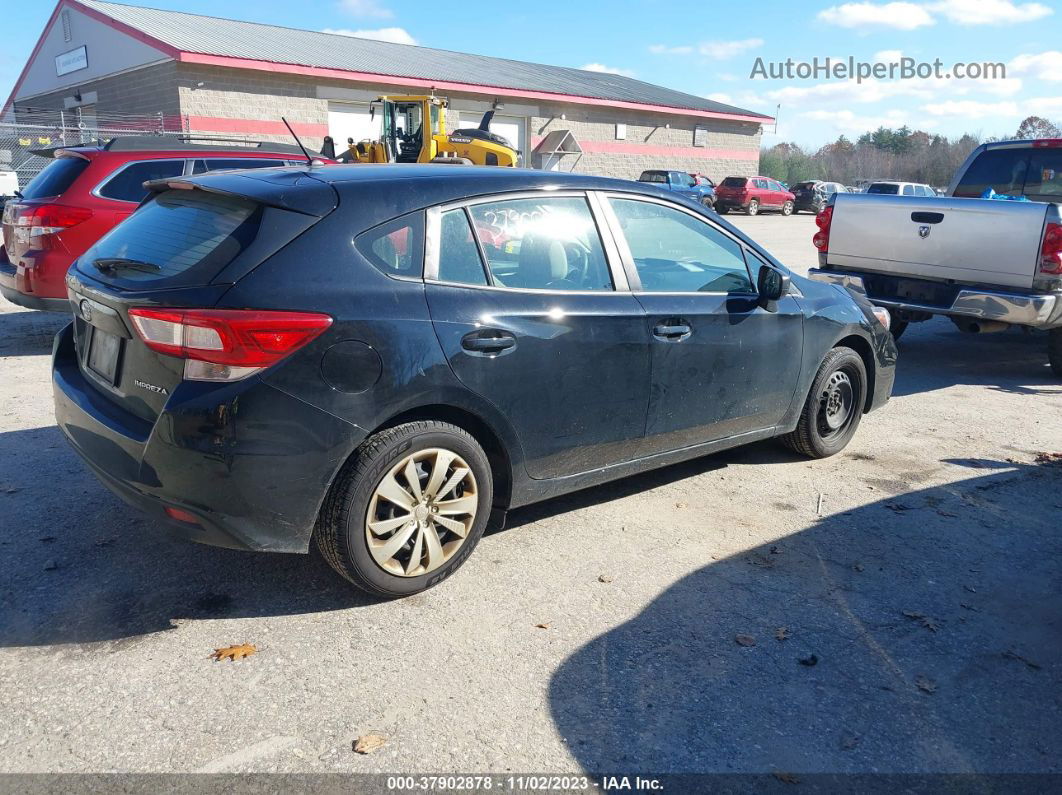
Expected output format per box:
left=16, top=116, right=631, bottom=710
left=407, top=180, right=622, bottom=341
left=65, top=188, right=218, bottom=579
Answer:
left=911, top=211, right=944, bottom=224
left=653, top=322, right=692, bottom=341
left=461, top=330, right=516, bottom=354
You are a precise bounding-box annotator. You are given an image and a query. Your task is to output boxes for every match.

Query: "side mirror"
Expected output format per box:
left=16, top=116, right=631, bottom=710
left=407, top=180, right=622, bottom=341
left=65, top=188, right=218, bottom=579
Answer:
left=757, top=265, right=790, bottom=309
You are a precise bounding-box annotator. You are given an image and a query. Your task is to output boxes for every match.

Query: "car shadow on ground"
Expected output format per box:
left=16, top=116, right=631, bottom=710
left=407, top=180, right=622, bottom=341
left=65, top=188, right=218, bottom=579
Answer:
left=548, top=458, right=1062, bottom=774
left=891, top=318, right=1059, bottom=397
left=0, top=307, right=70, bottom=357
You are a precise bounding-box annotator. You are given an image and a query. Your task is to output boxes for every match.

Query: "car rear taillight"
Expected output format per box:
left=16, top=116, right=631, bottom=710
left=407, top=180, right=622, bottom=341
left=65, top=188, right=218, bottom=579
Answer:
left=1041, top=222, right=1062, bottom=275
left=813, top=205, right=833, bottom=252
left=14, top=204, right=93, bottom=250
left=128, top=308, right=333, bottom=382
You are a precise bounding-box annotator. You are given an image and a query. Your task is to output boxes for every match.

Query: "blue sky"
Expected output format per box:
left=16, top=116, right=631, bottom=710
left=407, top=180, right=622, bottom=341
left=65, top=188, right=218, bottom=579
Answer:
left=2, top=0, right=1060, bottom=147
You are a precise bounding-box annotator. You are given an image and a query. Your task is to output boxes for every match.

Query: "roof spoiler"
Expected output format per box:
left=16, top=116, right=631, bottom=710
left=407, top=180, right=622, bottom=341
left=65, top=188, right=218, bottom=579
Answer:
left=142, top=171, right=337, bottom=217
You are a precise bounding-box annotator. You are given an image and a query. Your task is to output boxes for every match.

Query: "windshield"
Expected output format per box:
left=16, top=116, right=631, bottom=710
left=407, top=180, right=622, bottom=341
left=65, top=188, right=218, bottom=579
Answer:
left=78, top=190, right=259, bottom=287
left=867, top=183, right=900, bottom=194
left=20, top=156, right=90, bottom=199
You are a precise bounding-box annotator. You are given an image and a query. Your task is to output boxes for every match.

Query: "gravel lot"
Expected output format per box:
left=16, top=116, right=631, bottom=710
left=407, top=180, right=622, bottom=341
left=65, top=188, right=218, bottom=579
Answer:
left=1, top=213, right=1060, bottom=776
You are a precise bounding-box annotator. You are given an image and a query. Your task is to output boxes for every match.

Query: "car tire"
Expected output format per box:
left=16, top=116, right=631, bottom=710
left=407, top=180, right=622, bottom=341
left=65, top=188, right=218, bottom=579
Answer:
left=717, top=206, right=729, bottom=215
left=316, top=421, right=493, bottom=598
left=780, top=347, right=867, bottom=459
left=781, top=200, right=794, bottom=216
left=747, top=199, right=760, bottom=216
left=890, top=319, right=909, bottom=341
left=1049, top=328, right=1062, bottom=377
left=701, top=196, right=715, bottom=211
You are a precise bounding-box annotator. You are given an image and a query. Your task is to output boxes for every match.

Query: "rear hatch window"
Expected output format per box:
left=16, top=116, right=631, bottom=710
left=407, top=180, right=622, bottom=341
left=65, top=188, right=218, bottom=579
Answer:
left=867, top=183, right=900, bottom=194
left=720, top=177, right=747, bottom=188
left=19, top=155, right=90, bottom=199
left=76, top=190, right=259, bottom=289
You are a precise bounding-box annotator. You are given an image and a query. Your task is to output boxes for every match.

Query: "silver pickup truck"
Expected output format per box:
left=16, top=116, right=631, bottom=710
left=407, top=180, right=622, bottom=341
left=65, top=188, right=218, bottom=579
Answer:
left=808, top=138, right=1062, bottom=375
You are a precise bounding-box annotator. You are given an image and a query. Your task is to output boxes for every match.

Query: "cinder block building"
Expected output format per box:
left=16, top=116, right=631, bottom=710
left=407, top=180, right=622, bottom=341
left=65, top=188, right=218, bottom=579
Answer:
left=4, top=0, right=771, bottom=180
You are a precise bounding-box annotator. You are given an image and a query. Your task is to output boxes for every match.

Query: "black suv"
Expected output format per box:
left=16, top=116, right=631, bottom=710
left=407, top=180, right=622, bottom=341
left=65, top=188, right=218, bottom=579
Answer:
left=53, top=164, right=897, bottom=597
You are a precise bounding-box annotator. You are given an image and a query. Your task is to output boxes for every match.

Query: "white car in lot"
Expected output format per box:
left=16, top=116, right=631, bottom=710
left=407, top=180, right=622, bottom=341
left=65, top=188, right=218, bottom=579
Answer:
left=864, top=180, right=938, bottom=197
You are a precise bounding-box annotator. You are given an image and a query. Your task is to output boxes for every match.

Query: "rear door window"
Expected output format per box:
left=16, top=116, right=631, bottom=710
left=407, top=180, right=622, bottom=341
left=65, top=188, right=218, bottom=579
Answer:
left=20, top=156, right=90, bottom=199
left=77, top=190, right=260, bottom=286
left=437, top=209, right=488, bottom=286
left=96, top=160, right=186, bottom=203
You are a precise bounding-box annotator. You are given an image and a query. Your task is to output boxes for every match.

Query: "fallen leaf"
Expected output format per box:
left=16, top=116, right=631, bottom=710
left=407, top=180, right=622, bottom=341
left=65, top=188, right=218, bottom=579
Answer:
left=735, top=634, right=756, bottom=647
left=4, top=487, right=21, bottom=494
left=1002, top=650, right=1042, bottom=671
left=745, top=553, right=775, bottom=569
left=94, top=538, right=116, bottom=547
left=798, top=653, right=818, bottom=667
left=353, top=733, right=387, bottom=754
left=534, top=622, right=551, bottom=630
left=936, top=510, right=958, bottom=518
left=840, top=733, right=861, bottom=750
left=915, top=675, right=936, bottom=694
left=675, top=502, right=687, bottom=509
left=597, top=574, right=613, bottom=584
left=775, top=627, right=790, bottom=641
left=960, top=603, right=980, bottom=612
left=769, top=545, right=780, bottom=555
left=211, top=643, right=257, bottom=662
left=963, top=585, right=978, bottom=594
left=772, top=772, right=800, bottom=784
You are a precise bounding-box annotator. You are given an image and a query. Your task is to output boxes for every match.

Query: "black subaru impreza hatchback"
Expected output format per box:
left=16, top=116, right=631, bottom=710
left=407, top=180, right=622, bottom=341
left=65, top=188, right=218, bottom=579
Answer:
left=53, top=164, right=896, bottom=597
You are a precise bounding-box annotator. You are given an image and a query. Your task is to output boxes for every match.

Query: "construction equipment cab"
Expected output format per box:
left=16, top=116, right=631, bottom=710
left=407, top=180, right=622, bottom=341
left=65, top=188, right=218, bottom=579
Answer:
left=323, top=95, right=518, bottom=167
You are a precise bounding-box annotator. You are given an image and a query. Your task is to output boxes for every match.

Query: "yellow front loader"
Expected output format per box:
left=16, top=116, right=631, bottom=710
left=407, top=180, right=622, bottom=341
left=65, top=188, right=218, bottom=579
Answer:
left=321, top=95, right=518, bottom=167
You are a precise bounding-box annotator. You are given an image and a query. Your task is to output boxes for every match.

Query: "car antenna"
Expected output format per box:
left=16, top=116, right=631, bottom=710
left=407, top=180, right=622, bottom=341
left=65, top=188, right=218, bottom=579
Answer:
left=281, top=117, right=315, bottom=166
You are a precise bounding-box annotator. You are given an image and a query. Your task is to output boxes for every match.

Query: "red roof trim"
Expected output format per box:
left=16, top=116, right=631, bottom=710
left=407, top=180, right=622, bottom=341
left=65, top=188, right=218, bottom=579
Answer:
left=2, top=0, right=178, bottom=116
left=177, top=53, right=774, bottom=124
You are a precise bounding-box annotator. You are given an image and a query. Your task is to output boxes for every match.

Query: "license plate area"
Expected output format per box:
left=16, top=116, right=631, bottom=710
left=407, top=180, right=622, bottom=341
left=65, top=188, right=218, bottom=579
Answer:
left=86, top=325, right=122, bottom=384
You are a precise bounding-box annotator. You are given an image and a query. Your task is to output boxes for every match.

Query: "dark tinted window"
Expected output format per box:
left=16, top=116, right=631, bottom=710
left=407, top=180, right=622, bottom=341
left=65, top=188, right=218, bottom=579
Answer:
left=20, top=156, right=90, bottom=199
left=356, top=212, right=424, bottom=278
left=867, top=183, right=900, bottom=194
left=1024, top=150, right=1062, bottom=199
left=79, top=190, right=259, bottom=284
left=793, top=182, right=817, bottom=190
left=97, top=159, right=185, bottom=203
left=638, top=172, right=667, bottom=183
left=191, top=158, right=288, bottom=174
left=438, top=209, right=488, bottom=286
left=721, top=177, right=747, bottom=188
left=610, top=198, right=752, bottom=294
left=953, top=148, right=1030, bottom=198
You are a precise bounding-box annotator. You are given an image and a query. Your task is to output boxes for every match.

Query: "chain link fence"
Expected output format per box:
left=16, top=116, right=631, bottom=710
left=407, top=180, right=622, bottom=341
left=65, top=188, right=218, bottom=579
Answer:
left=0, top=108, right=256, bottom=195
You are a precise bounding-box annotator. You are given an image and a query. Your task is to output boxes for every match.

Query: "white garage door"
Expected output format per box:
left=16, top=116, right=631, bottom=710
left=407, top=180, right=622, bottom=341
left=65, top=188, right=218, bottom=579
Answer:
left=327, top=101, right=381, bottom=147
left=459, top=112, right=526, bottom=166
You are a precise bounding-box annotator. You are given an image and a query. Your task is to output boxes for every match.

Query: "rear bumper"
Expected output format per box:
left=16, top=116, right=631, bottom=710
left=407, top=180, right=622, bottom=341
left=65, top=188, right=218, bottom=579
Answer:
left=52, top=323, right=364, bottom=554
left=0, top=249, right=69, bottom=311
left=809, top=269, right=1062, bottom=329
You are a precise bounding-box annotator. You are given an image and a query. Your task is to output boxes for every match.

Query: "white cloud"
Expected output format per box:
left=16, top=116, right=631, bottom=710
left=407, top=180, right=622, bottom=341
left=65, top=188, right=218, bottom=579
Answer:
left=873, top=49, right=904, bottom=63
left=766, top=79, right=937, bottom=105
left=800, top=108, right=931, bottom=134
left=1027, top=97, right=1062, bottom=116
left=337, top=0, right=393, bottom=18
left=929, top=0, right=1052, bottom=25
left=322, top=26, right=417, bottom=45
left=705, top=92, right=733, bottom=104
left=1009, top=50, right=1062, bottom=81
left=579, top=63, right=635, bottom=77
left=649, top=38, right=763, bottom=60
left=921, top=99, right=1020, bottom=118
left=818, top=2, right=935, bottom=30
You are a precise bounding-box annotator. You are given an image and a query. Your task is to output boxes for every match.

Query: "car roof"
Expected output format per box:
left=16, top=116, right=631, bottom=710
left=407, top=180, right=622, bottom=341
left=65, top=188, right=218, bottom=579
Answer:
left=304, top=163, right=649, bottom=193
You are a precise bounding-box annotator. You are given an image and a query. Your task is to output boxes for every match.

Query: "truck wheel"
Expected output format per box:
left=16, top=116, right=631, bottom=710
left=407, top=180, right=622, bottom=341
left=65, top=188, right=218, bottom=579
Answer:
left=890, top=319, right=909, bottom=341
left=781, top=200, right=794, bottom=216
left=780, top=347, right=867, bottom=459
left=316, top=421, right=493, bottom=598
left=701, top=196, right=715, bottom=211
left=747, top=199, right=760, bottom=216
left=1049, top=328, right=1062, bottom=377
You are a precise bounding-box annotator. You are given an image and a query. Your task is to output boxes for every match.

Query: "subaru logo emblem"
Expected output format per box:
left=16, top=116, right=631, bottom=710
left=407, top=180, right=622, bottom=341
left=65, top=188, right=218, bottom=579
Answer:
left=918, top=225, right=931, bottom=239
left=80, top=300, right=92, bottom=322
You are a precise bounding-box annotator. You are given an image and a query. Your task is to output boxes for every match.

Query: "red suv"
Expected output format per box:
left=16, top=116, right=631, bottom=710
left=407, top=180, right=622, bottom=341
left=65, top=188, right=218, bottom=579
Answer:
left=714, top=176, right=796, bottom=216
left=1, top=137, right=329, bottom=311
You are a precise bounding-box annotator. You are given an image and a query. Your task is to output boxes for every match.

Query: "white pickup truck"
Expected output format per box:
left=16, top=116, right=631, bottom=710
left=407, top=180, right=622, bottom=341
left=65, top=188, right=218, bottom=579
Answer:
left=809, top=138, right=1062, bottom=375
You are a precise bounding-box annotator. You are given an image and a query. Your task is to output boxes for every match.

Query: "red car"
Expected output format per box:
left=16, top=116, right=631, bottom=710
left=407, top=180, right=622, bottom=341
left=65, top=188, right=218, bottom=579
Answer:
left=714, top=175, right=796, bottom=216
left=1, top=137, right=330, bottom=311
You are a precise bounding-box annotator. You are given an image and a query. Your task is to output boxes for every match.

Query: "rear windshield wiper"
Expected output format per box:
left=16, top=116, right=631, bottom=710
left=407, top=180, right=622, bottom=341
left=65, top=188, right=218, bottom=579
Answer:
left=93, top=257, right=161, bottom=274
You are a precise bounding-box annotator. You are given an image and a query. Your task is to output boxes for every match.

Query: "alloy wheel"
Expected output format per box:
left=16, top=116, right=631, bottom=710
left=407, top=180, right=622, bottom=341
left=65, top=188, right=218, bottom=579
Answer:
left=364, top=448, right=478, bottom=577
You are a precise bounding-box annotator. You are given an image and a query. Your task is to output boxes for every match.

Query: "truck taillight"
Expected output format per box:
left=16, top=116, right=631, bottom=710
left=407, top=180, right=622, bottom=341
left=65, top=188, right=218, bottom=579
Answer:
left=128, top=308, right=333, bottom=382
left=15, top=204, right=93, bottom=250
left=1041, top=222, right=1062, bottom=275
left=813, top=205, right=833, bottom=252
left=1032, top=139, right=1062, bottom=148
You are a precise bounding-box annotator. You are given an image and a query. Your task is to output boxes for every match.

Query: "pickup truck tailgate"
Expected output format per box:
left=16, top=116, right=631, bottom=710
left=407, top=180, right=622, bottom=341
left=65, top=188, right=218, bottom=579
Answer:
left=826, top=193, right=1050, bottom=290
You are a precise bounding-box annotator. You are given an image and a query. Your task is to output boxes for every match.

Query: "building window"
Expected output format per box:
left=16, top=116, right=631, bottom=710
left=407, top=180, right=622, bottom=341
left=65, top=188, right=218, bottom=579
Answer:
left=61, top=10, right=71, bottom=42
left=615, top=123, right=626, bottom=140
left=694, top=127, right=707, bottom=147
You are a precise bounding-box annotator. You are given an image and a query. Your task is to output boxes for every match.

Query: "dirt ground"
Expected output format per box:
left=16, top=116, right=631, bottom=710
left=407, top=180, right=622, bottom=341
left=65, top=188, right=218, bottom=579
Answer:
left=0, top=213, right=1059, bottom=776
